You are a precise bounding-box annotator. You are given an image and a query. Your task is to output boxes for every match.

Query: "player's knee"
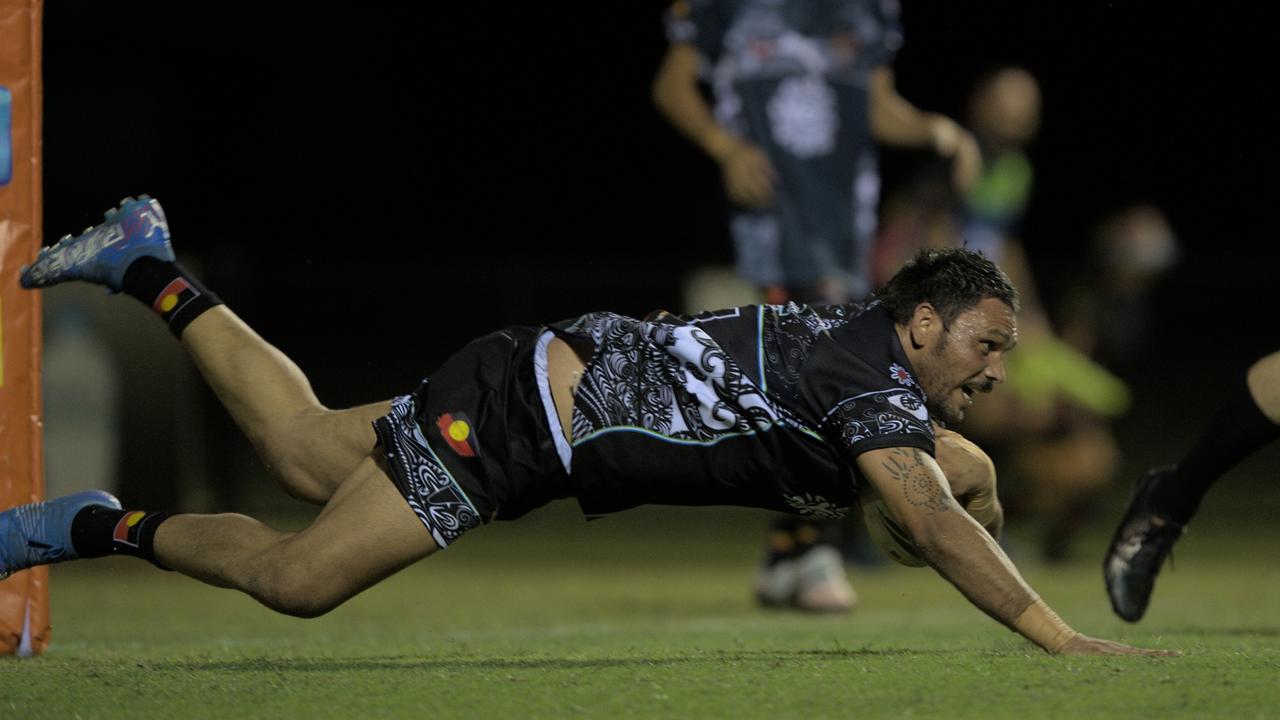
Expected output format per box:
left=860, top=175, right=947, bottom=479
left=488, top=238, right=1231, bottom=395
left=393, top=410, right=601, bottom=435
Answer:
left=270, top=463, right=331, bottom=505
left=249, top=557, right=349, bottom=619
left=260, top=581, right=345, bottom=619
left=254, top=434, right=337, bottom=505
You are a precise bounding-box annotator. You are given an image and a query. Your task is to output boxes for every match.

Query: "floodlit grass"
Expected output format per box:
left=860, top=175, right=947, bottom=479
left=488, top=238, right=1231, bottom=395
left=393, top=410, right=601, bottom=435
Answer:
left=3, top=500, right=1279, bottom=719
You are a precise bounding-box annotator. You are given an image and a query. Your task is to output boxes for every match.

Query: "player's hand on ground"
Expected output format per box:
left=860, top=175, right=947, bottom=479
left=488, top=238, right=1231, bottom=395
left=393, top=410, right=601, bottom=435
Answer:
left=718, top=139, right=776, bottom=208
left=1056, top=634, right=1180, bottom=657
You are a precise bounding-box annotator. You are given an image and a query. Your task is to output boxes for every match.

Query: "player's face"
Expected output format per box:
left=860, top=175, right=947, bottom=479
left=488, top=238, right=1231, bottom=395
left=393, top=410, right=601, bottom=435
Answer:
left=917, top=298, right=1017, bottom=425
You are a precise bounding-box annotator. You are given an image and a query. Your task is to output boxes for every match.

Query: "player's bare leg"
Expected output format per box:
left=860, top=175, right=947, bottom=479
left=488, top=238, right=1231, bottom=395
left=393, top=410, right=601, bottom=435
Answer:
left=10, top=195, right=424, bottom=589
left=19, top=196, right=380, bottom=504
left=2, top=453, right=436, bottom=613
left=152, top=454, right=435, bottom=617
left=179, top=308, right=388, bottom=503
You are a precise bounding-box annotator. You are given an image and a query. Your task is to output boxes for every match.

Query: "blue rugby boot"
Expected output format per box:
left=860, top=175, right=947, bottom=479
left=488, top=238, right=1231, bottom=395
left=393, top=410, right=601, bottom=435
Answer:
left=0, top=490, right=122, bottom=580
left=20, top=195, right=174, bottom=291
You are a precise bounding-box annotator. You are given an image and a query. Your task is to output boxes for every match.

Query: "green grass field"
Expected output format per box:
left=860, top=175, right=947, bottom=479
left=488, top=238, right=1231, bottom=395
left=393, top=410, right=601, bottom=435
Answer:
left=3, top=498, right=1279, bottom=720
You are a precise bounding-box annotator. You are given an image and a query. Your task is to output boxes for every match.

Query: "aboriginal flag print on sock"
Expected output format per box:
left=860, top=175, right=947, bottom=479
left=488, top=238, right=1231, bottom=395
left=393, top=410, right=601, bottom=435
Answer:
left=121, top=258, right=223, bottom=337
left=111, top=511, right=149, bottom=548
left=152, top=276, right=199, bottom=317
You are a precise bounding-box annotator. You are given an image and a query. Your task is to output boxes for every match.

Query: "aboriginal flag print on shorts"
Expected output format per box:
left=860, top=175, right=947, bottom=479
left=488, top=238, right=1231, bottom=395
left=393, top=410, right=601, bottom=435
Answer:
left=436, top=412, right=479, bottom=458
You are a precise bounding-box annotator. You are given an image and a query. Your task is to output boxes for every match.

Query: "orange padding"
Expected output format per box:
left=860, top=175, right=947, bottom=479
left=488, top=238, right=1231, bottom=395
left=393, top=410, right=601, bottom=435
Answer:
left=0, top=0, right=48, bottom=657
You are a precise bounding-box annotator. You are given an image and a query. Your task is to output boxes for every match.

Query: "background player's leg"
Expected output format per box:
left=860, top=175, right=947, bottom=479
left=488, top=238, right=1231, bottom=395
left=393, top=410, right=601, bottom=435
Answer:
left=152, top=454, right=435, bottom=618
left=1106, top=350, right=1280, bottom=621
left=1247, top=350, right=1280, bottom=422
left=754, top=516, right=856, bottom=612
left=179, top=308, right=389, bottom=503
left=1143, top=350, right=1280, bottom=525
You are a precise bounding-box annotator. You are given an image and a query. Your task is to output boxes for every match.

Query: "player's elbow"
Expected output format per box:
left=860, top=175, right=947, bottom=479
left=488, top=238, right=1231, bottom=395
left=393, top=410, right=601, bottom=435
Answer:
left=651, top=45, right=697, bottom=112
left=903, top=523, right=947, bottom=562
left=898, top=503, right=967, bottom=561
left=651, top=71, right=681, bottom=115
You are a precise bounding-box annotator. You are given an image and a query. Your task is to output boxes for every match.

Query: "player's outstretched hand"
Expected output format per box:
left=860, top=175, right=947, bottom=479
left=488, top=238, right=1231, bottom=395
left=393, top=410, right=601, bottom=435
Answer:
left=1056, top=634, right=1180, bottom=657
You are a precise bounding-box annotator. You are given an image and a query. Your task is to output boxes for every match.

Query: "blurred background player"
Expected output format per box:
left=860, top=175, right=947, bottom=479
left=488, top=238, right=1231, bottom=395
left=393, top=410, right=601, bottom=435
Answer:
left=1106, top=350, right=1280, bottom=622
left=872, top=67, right=1041, bottom=284
left=652, top=0, right=981, bottom=611
left=1056, top=205, right=1179, bottom=379
left=946, top=68, right=1130, bottom=563
left=873, top=67, right=1176, bottom=563
left=1017, top=204, right=1176, bottom=561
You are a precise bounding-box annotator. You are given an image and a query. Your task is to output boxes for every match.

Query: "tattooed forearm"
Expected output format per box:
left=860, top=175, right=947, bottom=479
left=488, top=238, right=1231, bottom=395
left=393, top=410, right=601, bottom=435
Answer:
left=880, top=448, right=951, bottom=513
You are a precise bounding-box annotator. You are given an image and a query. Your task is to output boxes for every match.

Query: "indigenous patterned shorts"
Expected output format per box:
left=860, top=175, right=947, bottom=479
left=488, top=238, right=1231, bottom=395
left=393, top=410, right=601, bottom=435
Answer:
left=373, top=394, right=482, bottom=549
left=372, top=326, right=573, bottom=548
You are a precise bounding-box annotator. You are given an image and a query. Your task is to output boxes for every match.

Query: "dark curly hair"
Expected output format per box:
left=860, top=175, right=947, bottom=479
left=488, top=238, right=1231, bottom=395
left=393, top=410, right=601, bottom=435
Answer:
left=872, top=247, right=1019, bottom=327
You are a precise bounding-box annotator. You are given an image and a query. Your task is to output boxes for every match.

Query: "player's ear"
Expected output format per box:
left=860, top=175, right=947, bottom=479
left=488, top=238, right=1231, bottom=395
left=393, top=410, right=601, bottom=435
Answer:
left=909, top=302, right=941, bottom=349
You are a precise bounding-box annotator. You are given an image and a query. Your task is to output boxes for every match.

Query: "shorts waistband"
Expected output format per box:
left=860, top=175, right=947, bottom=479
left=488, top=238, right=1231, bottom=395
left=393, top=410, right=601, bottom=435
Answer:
left=534, top=330, right=573, bottom=474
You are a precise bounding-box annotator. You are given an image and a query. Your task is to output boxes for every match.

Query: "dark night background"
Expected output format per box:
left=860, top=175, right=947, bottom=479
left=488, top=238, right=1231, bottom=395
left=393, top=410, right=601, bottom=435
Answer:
left=36, top=1, right=1280, bottom=512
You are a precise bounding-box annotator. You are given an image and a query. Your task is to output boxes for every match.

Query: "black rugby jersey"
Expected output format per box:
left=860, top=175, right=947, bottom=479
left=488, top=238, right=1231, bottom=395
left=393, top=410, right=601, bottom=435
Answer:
left=665, top=0, right=903, bottom=294
left=551, top=301, right=934, bottom=518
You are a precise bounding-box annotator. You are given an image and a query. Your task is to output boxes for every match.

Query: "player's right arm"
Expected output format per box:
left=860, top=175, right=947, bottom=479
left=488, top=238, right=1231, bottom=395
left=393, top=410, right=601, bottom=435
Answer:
left=857, top=445, right=1175, bottom=656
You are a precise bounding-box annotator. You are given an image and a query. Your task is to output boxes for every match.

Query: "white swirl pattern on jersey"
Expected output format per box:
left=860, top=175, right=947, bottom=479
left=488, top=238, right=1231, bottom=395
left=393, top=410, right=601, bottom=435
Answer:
left=566, top=312, right=782, bottom=443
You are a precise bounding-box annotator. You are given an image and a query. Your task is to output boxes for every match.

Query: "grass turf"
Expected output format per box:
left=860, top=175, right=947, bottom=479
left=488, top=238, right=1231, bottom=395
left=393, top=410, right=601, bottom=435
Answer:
left=3, top=500, right=1279, bottom=719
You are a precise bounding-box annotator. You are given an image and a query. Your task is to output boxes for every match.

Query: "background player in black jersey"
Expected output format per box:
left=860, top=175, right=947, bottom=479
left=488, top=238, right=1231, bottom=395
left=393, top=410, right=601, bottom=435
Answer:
left=2, top=197, right=1170, bottom=656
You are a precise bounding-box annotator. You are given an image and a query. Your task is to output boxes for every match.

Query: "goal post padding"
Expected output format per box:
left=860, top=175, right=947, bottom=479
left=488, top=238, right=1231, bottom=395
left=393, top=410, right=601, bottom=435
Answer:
left=0, top=0, right=48, bottom=658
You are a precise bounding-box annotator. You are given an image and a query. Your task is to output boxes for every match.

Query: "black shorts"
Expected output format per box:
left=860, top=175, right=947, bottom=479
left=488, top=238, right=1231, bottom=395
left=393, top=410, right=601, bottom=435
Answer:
left=372, top=326, right=572, bottom=548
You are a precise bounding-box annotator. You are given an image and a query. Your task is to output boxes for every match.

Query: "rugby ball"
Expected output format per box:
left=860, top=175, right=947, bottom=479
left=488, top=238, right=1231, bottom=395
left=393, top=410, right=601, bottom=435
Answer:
left=860, top=486, right=927, bottom=567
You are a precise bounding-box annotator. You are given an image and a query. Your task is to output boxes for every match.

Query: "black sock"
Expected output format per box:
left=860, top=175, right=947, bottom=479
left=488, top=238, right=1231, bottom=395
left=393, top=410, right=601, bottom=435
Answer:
left=70, top=506, right=175, bottom=570
left=1148, top=375, right=1280, bottom=524
left=766, top=517, right=840, bottom=564
left=120, top=257, right=222, bottom=337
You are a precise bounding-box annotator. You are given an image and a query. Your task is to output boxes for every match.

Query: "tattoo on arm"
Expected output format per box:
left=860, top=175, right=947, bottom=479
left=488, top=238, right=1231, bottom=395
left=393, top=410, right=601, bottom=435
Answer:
left=880, top=448, right=951, bottom=513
